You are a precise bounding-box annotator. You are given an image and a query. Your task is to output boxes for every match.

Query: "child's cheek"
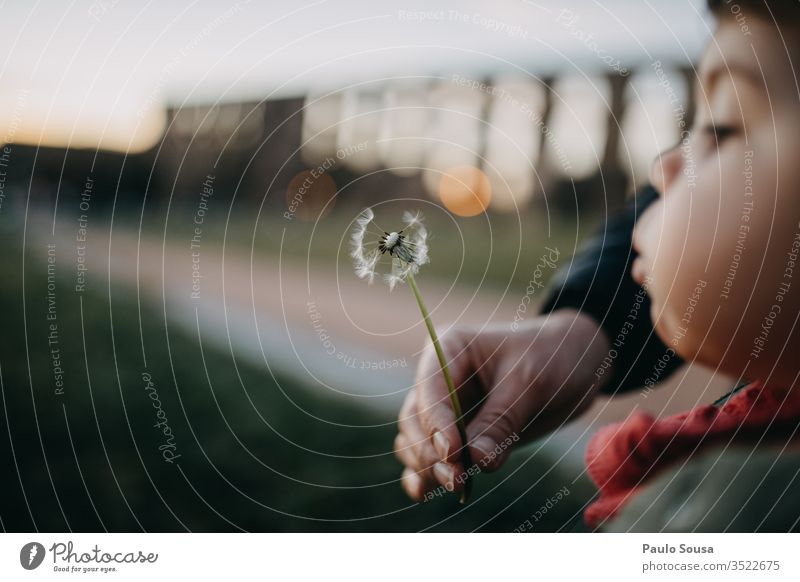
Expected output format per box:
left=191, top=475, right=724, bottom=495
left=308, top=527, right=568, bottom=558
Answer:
left=647, top=177, right=728, bottom=363
left=650, top=140, right=800, bottom=381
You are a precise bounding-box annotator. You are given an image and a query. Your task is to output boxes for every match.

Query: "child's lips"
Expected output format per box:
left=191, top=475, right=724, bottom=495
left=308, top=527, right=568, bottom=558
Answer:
left=631, top=229, right=648, bottom=284
left=631, top=256, right=648, bottom=285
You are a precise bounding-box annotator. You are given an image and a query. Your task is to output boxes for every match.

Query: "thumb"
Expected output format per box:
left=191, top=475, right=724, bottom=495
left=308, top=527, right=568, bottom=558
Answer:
left=464, top=387, right=525, bottom=472
left=415, top=330, right=476, bottom=464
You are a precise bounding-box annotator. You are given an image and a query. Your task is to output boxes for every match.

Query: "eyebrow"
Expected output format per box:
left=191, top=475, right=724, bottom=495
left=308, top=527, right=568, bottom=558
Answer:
left=700, top=62, right=766, bottom=94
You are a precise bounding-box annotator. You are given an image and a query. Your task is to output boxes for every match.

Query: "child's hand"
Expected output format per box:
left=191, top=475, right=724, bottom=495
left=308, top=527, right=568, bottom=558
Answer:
left=394, top=308, right=612, bottom=500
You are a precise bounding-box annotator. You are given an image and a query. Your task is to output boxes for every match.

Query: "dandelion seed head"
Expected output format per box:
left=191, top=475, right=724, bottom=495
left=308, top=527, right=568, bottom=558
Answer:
left=350, top=206, right=428, bottom=288
left=384, top=232, right=401, bottom=250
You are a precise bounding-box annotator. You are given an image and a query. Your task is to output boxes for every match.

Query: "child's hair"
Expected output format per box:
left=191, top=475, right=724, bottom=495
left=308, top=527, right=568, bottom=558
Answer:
left=707, top=0, right=800, bottom=20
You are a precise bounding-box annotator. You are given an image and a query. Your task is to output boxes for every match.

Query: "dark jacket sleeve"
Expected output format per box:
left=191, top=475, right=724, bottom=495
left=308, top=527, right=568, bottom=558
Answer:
left=538, top=184, right=683, bottom=395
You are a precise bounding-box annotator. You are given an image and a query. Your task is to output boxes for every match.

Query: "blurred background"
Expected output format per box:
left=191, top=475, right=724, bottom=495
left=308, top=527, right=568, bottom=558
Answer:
left=0, top=0, right=731, bottom=532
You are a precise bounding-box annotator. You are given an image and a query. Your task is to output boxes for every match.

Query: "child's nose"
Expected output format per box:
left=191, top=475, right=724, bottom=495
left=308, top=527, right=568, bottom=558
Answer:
left=649, top=145, right=683, bottom=196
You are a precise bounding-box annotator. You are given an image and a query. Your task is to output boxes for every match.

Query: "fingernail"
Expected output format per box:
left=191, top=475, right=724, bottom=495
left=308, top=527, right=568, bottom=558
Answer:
left=472, top=436, right=496, bottom=461
left=432, top=431, right=450, bottom=461
left=402, top=469, right=423, bottom=500
left=433, top=462, right=455, bottom=490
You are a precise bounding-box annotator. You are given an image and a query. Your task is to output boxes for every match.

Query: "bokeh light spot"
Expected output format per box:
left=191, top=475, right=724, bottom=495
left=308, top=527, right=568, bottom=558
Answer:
left=438, top=165, right=492, bottom=217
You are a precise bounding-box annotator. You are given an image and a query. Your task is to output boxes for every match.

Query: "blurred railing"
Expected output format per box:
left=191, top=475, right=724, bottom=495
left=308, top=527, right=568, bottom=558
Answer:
left=3, top=67, right=694, bottom=220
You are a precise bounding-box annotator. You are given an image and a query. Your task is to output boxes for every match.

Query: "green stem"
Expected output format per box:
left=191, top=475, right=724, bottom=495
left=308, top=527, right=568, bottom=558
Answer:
left=406, top=270, right=472, bottom=504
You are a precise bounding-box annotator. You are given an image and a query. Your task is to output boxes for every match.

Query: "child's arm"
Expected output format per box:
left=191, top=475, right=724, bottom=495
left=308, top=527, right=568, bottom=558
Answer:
left=538, top=184, right=683, bottom=395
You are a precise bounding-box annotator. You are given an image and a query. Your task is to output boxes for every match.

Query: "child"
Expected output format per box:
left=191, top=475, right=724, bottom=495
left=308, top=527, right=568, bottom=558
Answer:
left=394, top=0, right=800, bottom=532
left=584, top=0, right=800, bottom=530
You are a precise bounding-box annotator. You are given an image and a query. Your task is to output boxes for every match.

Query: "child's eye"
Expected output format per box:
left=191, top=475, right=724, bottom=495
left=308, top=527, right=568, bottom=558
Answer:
left=700, top=124, right=738, bottom=145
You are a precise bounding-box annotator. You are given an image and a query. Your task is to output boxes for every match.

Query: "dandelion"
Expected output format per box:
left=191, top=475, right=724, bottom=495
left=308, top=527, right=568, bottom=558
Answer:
left=350, top=207, right=472, bottom=504
left=351, top=207, right=429, bottom=289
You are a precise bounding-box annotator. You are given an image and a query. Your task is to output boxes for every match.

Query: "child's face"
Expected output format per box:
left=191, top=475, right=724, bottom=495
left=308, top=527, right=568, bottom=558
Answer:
left=632, top=16, right=800, bottom=387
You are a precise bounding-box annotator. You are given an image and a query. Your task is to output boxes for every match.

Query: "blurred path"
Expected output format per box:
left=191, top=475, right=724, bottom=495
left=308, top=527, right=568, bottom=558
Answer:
left=28, top=214, right=529, bottom=412
left=27, top=214, right=734, bottom=469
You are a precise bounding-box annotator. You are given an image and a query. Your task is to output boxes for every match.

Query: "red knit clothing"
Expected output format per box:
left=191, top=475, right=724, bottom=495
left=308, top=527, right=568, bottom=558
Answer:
left=584, top=379, right=800, bottom=529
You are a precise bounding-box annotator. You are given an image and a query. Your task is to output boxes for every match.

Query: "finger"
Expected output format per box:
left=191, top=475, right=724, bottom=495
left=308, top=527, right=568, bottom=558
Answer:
left=398, top=397, right=463, bottom=493
left=465, top=372, right=530, bottom=472
left=401, top=468, right=424, bottom=502
left=393, top=433, right=411, bottom=465
left=394, top=433, right=423, bottom=472
left=414, top=336, right=469, bottom=465
left=397, top=392, right=436, bottom=471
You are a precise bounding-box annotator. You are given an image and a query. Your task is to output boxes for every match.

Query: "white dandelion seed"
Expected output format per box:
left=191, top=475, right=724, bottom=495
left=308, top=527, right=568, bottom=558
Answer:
left=350, top=207, right=374, bottom=264
left=384, top=273, right=401, bottom=291
left=383, top=257, right=416, bottom=290
left=402, top=209, right=422, bottom=227
left=355, top=248, right=380, bottom=284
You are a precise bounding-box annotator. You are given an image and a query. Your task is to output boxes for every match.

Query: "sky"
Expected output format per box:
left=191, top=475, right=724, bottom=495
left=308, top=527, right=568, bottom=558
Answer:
left=0, top=0, right=713, bottom=152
